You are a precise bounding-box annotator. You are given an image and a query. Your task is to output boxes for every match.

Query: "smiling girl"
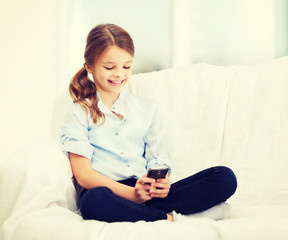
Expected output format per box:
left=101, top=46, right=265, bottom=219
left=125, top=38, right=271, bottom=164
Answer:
left=61, top=24, right=237, bottom=223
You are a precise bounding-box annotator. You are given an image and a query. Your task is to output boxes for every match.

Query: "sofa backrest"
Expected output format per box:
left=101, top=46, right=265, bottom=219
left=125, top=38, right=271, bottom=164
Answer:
left=128, top=56, right=288, bottom=205
left=51, top=57, right=288, bottom=205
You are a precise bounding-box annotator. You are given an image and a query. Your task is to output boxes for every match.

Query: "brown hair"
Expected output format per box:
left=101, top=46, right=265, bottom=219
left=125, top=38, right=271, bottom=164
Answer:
left=69, top=24, right=135, bottom=124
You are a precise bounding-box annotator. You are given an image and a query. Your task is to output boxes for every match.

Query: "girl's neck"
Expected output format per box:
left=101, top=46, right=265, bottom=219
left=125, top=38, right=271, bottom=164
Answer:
left=98, top=91, right=119, bottom=109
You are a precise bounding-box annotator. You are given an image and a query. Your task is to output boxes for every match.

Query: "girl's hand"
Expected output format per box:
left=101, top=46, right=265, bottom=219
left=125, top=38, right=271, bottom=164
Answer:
left=134, top=174, right=155, bottom=204
left=149, top=174, right=170, bottom=198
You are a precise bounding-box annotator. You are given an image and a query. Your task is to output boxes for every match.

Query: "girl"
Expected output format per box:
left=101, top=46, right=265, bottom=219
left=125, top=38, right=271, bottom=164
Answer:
left=61, top=23, right=237, bottom=223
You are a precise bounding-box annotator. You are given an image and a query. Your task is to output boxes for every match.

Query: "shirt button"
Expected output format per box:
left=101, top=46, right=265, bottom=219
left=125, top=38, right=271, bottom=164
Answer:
left=115, top=132, right=119, bottom=136
left=120, top=152, right=124, bottom=155
left=127, top=164, right=130, bottom=167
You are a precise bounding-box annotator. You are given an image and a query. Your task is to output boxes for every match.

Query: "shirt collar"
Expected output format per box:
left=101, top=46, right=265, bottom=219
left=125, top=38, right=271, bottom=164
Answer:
left=96, top=91, right=127, bottom=117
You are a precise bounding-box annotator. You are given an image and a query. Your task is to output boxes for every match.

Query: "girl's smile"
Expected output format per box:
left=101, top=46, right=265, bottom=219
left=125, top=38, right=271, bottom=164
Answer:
left=108, top=79, right=125, bottom=85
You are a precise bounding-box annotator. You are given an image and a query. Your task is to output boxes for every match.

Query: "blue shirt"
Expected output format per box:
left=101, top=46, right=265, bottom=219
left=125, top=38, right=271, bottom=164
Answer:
left=60, top=92, right=170, bottom=182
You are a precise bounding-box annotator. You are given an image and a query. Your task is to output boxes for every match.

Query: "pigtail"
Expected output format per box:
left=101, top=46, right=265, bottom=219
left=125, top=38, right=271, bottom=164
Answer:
left=69, top=67, right=105, bottom=125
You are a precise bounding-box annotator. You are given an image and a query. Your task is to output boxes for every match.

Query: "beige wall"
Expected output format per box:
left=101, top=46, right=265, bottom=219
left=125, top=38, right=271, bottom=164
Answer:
left=0, top=0, right=67, bottom=162
left=0, top=0, right=287, bottom=163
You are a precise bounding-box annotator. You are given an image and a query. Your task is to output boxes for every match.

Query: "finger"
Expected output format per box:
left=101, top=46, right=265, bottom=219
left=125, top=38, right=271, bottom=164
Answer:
left=154, top=182, right=170, bottom=189
left=138, top=175, right=155, bottom=184
left=136, top=188, right=149, bottom=197
left=150, top=192, right=168, bottom=198
left=143, top=195, right=153, bottom=202
left=139, top=190, right=153, bottom=201
left=136, top=185, right=150, bottom=193
left=150, top=193, right=167, bottom=198
left=143, top=184, right=153, bottom=191
left=155, top=179, right=170, bottom=187
left=150, top=188, right=169, bottom=196
left=137, top=178, right=149, bottom=185
left=156, top=178, right=169, bottom=184
left=141, top=177, right=156, bottom=185
left=140, top=189, right=151, bottom=196
left=136, top=182, right=153, bottom=192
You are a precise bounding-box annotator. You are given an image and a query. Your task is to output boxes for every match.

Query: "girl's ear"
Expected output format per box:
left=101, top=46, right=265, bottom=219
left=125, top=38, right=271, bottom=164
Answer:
left=85, top=64, right=93, bottom=74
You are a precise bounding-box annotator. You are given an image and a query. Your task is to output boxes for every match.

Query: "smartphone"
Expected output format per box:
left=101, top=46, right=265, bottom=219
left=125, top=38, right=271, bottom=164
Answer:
left=147, top=165, right=169, bottom=180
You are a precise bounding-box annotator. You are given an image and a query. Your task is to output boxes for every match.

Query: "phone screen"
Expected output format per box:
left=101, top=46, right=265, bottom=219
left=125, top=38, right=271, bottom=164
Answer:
left=147, top=168, right=169, bottom=179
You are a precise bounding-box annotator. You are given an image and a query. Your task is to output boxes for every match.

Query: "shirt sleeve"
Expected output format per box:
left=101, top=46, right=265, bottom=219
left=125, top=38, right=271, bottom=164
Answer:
left=60, top=103, right=94, bottom=160
left=143, top=103, right=171, bottom=173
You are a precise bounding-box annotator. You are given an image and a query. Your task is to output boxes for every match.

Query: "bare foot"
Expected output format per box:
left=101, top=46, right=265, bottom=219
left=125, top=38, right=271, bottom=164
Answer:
left=167, top=214, right=174, bottom=222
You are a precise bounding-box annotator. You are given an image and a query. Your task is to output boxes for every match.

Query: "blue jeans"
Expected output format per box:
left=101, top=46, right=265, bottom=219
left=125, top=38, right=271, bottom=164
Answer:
left=79, top=166, right=237, bottom=222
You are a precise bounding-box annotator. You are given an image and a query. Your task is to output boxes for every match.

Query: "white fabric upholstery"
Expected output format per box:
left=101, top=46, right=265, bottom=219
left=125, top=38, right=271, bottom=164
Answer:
left=128, top=57, right=288, bottom=206
left=1, top=56, right=287, bottom=240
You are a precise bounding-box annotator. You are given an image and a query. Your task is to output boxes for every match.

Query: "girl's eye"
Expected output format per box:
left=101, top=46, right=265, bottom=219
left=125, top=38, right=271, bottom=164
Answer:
left=105, top=67, right=113, bottom=70
left=123, top=66, right=131, bottom=69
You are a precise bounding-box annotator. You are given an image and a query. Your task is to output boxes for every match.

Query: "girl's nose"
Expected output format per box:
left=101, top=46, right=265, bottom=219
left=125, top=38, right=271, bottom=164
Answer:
left=113, top=69, right=123, bottom=79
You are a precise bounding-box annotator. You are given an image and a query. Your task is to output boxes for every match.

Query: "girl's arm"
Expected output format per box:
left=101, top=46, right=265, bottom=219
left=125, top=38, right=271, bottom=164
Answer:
left=69, top=152, right=155, bottom=204
left=143, top=102, right=171, bottom=198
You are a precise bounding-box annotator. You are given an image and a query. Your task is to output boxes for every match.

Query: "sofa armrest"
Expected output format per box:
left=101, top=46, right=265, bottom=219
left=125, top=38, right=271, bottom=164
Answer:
left=0, top=138, right=78, bottom=225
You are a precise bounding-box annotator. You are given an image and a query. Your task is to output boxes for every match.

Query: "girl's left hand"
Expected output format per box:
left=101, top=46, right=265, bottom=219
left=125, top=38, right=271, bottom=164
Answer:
left=149, top=174, right=171, bottom=198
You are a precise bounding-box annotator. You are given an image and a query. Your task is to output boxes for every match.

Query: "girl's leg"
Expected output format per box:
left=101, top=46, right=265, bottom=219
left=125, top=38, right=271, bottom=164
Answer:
left=80, top=186, right=167, bottom=222
left=145, top=166, right=237, bottom=215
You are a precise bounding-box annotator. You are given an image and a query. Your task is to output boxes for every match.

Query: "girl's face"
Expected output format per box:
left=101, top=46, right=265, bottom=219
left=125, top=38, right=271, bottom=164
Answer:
left=86, top=45, right=133, bottom=99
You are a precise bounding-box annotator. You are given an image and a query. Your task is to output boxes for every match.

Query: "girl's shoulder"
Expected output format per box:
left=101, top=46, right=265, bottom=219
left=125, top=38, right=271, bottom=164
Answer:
left=66, top=101, right=88, bottom=115
left=64, top=101, right=91, bottom=124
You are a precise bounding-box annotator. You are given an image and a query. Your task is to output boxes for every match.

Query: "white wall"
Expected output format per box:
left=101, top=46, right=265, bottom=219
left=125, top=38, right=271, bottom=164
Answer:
left=67, top=0, right=172, bottom=74
left=0, top=0, right=287, bottom=163
left=0, top=0, right=68, bottom=162
left=172, top=0, right=288, bottom=66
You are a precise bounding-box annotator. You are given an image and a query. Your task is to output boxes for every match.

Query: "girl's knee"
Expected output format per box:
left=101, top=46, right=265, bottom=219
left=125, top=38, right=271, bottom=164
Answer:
left=216, top=166, right=238, bottom=197
left=80, top=187, right=113, bottom=220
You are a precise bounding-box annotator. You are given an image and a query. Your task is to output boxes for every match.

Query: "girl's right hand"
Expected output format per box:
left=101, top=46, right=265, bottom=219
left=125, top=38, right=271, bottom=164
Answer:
left=134, top=174, right=155, bottom=204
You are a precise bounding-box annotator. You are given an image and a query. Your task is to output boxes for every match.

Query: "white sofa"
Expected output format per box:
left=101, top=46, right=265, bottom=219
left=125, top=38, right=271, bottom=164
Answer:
left=1, top=56, right=288, bottom=240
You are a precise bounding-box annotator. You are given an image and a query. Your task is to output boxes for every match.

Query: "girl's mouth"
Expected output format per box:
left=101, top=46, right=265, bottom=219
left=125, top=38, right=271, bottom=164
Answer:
left=108, top=79, right=125, bottom=85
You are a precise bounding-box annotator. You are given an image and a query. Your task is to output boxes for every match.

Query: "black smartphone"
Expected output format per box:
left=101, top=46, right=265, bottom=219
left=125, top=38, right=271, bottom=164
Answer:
left=147, top=165, right=169, bottom=180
